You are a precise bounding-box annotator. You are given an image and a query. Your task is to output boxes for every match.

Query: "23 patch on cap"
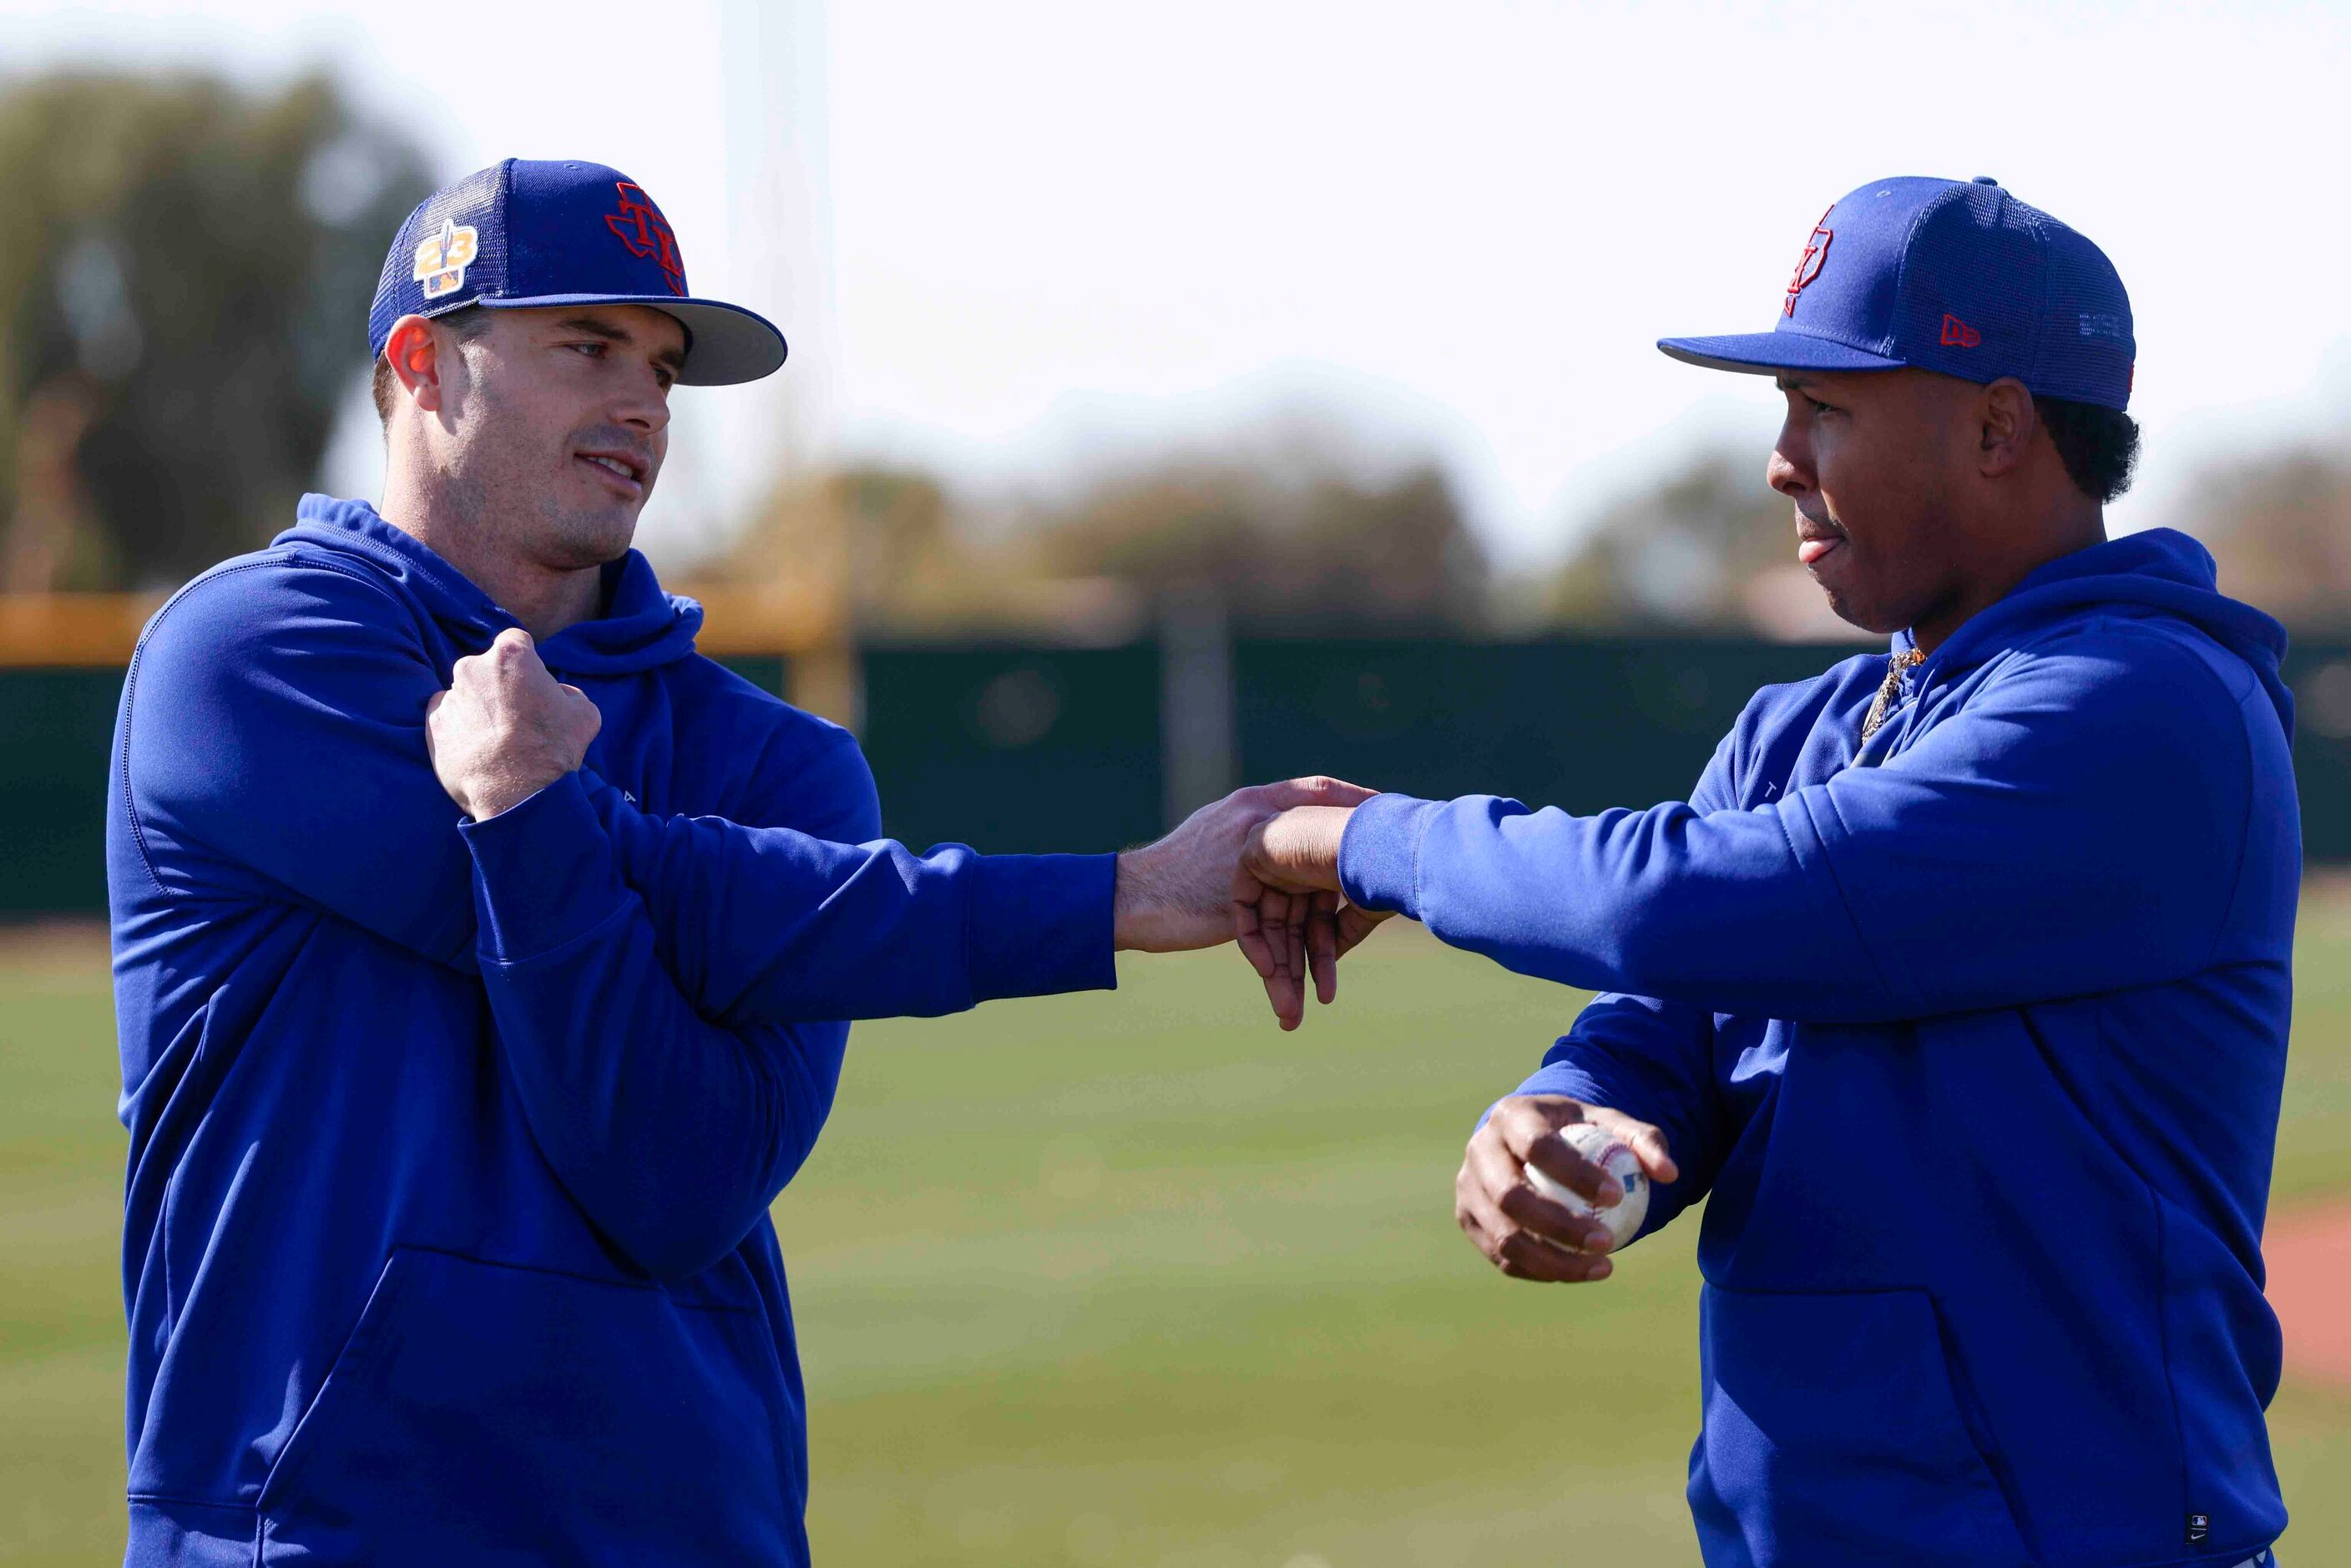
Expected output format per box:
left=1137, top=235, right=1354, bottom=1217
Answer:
left=412, top=219, right=480, bottom=301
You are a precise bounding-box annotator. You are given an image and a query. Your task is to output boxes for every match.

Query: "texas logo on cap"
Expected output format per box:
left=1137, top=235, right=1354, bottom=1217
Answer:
left=1783, top=210, right=1831, bottom=317
left=1661, top=175, right=2136, bottom=412
left=604, top=183, right=685, bottom=298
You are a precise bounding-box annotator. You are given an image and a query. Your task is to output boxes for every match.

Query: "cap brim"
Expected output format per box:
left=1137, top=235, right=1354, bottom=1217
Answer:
left=1656, top=331, right=1905, bottom=377
left=476, top=292, right=788, bottom=387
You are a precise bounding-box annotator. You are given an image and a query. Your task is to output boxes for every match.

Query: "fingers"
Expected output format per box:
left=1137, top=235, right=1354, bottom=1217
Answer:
left=1332, top=903, right=1393, bottom=959
left=1257, top=884, right=1309, bottom=1030
left=1306, top=892, right=1339, bottom=1006
left=1494, top=1229, right=1615, bottom=1283
left=1251, top=775, right=1381, bottom=810
left=1519, top=1120, right=1623, bottom=1208
left=1580, top=1105, right=1681, bottom=1186
left=1454, top=1149, right=1615, bottom=1283
left=1496, top=1097, right=1677, bottom=1201
left=1231, top=878, right=1279, bottom=981
left=1465, top=1125, right=1615, bottom=1252
left=488, top=625, right=538, bottom=663
left=1449, top=1093, right=1675, bottom=1286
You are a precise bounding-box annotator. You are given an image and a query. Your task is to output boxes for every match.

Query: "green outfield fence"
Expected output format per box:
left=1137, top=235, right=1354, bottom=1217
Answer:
left=8, top=635, right=2351, bottom=917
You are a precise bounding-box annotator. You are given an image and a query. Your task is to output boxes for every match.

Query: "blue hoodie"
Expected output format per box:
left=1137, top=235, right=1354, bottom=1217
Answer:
left=1338, top=530, right=2298, bottom=1568
left=107, top=496, right=1118, bottom=1566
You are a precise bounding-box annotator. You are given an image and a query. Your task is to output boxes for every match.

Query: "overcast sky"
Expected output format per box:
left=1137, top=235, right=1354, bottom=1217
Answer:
left=9, top=0, right=2350, bottom=568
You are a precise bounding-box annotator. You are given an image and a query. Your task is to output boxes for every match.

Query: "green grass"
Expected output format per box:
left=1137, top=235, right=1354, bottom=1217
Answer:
left=5, top=898, right=2351, bottom=1565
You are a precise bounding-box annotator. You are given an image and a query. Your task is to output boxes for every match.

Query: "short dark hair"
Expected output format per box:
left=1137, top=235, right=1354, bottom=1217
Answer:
left=2038, top=395, right=2140, bottom=504
left=372, top=306, right=493, bottom=428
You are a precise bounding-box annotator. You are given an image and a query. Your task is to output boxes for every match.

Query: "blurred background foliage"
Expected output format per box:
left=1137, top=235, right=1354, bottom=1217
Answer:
left=0, top=70, right=429, bottom=591
left=726, top=450, right=1489, bottom=637
left=1, top=63, right=2348, bottom=639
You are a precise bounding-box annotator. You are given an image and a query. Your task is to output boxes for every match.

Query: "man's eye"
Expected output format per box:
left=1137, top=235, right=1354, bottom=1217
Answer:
left=569, top=341, right=605, bottom=358
left=1807, top=395, right=1837, bottom=415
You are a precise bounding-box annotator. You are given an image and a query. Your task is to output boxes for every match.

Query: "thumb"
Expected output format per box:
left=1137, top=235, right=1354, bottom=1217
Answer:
left=1588, top=1110, right=1679, bottom=1186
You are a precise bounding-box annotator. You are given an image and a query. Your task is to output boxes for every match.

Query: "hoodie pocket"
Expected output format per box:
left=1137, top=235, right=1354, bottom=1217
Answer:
left=1691, top=1284, right=2032, bottom=1568
left=258, top=1247, right=801, bottom=1565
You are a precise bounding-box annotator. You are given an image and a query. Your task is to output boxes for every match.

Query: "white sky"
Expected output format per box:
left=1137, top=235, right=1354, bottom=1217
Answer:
left=8, top=0, right=2351, bottom=569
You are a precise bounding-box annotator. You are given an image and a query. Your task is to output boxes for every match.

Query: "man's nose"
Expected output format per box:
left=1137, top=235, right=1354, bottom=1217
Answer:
left=612, top=372, right=671, bottom=434
left=1767, top=440, right=1810, bottom=498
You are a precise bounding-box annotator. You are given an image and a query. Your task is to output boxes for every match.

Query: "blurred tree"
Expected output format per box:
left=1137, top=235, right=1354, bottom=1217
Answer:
left=726, top=450, right=1489, bottom=635
left=0, top=71, right=432, bottom=590
left=2186, top=447, right=2351, bottom=629
left=1029, top=457, right=1487, bottom=629
left=1546, top=451, right=1807, bottom=632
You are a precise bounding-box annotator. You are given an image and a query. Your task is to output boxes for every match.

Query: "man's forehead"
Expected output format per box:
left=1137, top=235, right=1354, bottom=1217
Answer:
left=514, top=303, right=688, bottom=358
left=1774, top=368, right=1904, bottom=396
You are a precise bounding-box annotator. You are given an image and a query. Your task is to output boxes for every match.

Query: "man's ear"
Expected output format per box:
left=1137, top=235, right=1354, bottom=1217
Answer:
left=1977, top=377, right=2035, bottom=479
left=384, top=315, right=448, bottom=417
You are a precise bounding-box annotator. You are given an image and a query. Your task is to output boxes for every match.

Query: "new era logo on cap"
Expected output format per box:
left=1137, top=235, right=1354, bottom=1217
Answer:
left=367, top=159, right=786, bottom=387
left=1659, top=175, right=2135, bottom=411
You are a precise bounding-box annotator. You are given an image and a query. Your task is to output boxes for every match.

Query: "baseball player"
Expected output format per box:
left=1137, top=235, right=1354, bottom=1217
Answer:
left=1236, top=177, right=2295, bottom=1567
left=105, top=159, right=1360, bottom=1566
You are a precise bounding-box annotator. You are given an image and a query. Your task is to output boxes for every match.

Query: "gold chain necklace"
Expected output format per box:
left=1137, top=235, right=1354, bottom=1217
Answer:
left=1861, top=648, right=1925, bottom=743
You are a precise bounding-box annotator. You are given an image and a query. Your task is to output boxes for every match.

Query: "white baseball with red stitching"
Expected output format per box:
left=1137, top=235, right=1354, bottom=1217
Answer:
left=1524, top=1122, right=1651, bottom=1248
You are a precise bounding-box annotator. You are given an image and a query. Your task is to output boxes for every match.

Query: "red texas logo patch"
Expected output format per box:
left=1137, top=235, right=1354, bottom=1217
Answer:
left=1784, top=209, right=1833, bottom=317
left=605, top=182, right=687, bottom=297
left=1940, top=313, right=1981, bottom=347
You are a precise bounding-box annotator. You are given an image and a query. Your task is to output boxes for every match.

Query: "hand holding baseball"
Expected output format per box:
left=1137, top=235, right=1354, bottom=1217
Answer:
left=1455, top=1095, right=1679, bottom=1283
left=424, top=627, right=603, bottom=821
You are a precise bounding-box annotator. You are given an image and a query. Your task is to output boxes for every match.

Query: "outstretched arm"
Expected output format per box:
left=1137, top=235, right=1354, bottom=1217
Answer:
left=430, top=630, right=1374, bottom=1025
left=1244, top=632, right=2259, bottom=1023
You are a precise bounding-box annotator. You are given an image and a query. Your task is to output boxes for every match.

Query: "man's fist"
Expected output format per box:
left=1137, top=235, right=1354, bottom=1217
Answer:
left=425, top=628, right=602, bottom=821
left=1455, top=1095, right=1679, bottom=1283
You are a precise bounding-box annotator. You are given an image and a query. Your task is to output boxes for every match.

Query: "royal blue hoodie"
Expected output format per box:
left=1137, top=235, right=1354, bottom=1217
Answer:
left=107, top=495, right=1117, bottom=1566
left=1338, top=530, right=2298, bottom=1568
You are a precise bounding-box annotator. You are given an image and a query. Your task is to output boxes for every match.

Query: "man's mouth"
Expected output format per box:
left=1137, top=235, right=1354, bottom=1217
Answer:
left=575, top=449, right=648, bottom=497
left=1797, top=518, right=1847, bottom=568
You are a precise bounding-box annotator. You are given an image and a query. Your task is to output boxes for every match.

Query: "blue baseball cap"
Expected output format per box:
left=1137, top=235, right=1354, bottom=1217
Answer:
left=367, top=159, right=786, bottom=387
left=1659, top=176, right=2134, bottom=410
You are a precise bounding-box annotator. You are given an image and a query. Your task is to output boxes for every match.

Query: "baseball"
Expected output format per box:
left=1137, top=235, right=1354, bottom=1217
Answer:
left=1524, top=1122, right=1650, bottom=1248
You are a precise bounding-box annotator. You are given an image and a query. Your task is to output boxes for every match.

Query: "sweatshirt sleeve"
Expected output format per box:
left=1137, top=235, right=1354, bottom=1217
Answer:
left=461, top=726, right=890, bottom=1279
left=1346, top=629, right=2253, bottom=1024
left=118, top=561, right=477, bottom=968
left=122, top=559, right=1117, bottom=1015
left=1483, top=730, right=1745, bottom=1244
left=459, top=770, right=1118, bottom=1025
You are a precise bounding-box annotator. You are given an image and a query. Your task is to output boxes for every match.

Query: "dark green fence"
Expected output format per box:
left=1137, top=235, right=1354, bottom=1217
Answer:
left=10, top=637, right=2351, bottom=916
left=859, top=645, right=1161, bottom=855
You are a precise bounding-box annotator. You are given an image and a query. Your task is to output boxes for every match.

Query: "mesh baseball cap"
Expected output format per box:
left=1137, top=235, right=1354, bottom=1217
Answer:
left=367, top=159, right=786, bottom=386
left=1658, top=176, right=2134, bottom=410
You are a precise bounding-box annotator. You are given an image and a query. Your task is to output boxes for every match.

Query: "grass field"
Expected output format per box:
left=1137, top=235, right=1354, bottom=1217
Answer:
left=4, top=899, right=2350, bottom=1565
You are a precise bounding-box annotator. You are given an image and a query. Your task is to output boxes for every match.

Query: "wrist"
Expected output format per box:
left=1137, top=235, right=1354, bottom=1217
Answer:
left=466, top=763, right=568, bottom=822
left=1110, top=846, right=1157, bottom=952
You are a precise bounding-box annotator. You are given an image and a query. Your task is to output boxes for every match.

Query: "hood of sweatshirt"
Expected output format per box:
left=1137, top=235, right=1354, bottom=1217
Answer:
left=279, top=493, right=705, bottom=676
left=1906, top=525, right=2293, bottom=740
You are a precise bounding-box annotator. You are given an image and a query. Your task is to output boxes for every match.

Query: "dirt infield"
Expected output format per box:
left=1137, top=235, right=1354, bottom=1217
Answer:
left=2268, top=1198, right=2351, bottom=1387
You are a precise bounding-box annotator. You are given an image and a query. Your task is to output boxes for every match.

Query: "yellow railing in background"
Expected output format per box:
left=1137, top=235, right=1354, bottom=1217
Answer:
left=0, top=584, right=860, bottom=726
left=0, top=594, right=168, bottom=668
left=0, top=584, right=842, bottom=666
